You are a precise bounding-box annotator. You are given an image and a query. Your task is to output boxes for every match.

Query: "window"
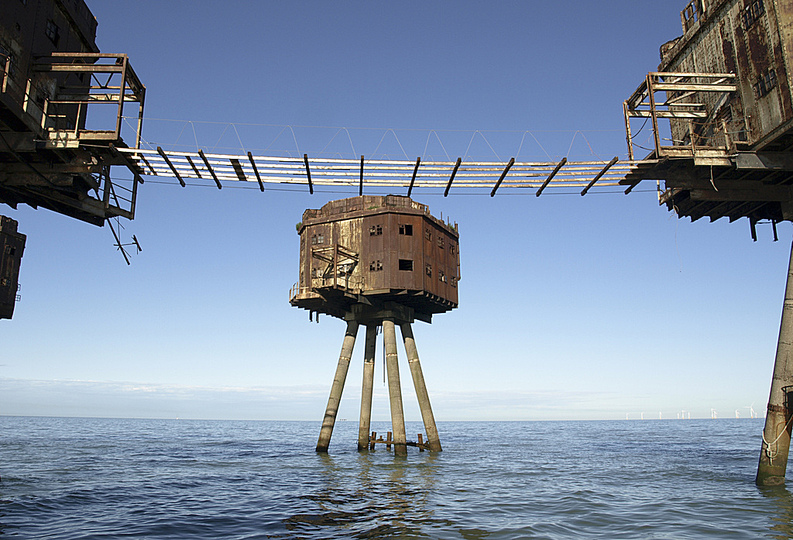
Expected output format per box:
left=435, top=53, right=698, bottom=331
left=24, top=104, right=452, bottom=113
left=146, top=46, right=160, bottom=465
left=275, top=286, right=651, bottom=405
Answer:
left=755, top=69, right=777, bottom=98
left=451, top=276, right=457, bottom=288
left=742, top=0, right=765, bottom=29
left=399, top=259, right=413, bottom=271
left=437, top=236, right=445, bottom=249
left=311, top=233, right=325, bottom=245
left=425, top=263, right=432, bottom=277
left=45, top=20, right=60, bottom=46
left=450, top=244, right=457, bottom=256
left=425, top=228, right=432, bottom=241
left=369, top=224, right=383, bottom=236
left=439, top=269, right=447, bottom=283
left=369, top=260, right=383, bottom=272
left=399, top=224, right=413, bottom=236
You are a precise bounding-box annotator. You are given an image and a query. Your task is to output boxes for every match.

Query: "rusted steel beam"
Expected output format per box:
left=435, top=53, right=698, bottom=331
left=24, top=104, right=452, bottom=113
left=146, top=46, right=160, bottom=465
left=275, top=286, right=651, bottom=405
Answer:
left=623, top=180, right=641, bottom=194
left=707, top=201, right=733, bottom=222
left=407, top=157, right=421, bottom=197
left=186, top=156, right=202, bottom=178
left=109, top=143, right=144, bottom=181
left=489, top=157, right=515, bottom=197
left=230, top=158, right=246, bottom=183
left=646, top=74, right=661, bottom=156
left=198, top=149, right=222, bottom=189
left=581, top=157, right=619, bottom=196
left=359, top=155, right=364, bottom=196
left=624, top=101, right=634, bottom=161
left=444, top=158, right=462, bottom=197
left=536, top=157, right=567, bottom=197
left=138, top=154, right=156, bottom=176
left=727, top=201, right=757, bottom=222
left=157, top=146, right=185, bottom=187
left=247, top=152, right=264, bottom=192
left=304, top=154, right=314, bottom=195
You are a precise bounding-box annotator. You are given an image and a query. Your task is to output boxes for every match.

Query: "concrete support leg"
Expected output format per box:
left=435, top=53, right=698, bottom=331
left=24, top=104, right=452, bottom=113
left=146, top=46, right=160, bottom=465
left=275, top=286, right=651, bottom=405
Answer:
left=400, top=323, right=442, bottom=452
left=757, top=238, right=793, bottom=486
left=383, top=319, right=407, bottom=455
left=316, top=320, right=359, bottom=453
left=358, top=324, right=377, bottom=451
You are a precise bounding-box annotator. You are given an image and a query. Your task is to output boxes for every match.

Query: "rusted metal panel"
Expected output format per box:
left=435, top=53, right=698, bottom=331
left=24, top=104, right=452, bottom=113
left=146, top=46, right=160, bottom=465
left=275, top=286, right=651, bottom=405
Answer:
left=659, top=0, right=793, bottom=152
left=292, top=195, right=459, bottom=321
left=0, top=215, right=25, bottom=319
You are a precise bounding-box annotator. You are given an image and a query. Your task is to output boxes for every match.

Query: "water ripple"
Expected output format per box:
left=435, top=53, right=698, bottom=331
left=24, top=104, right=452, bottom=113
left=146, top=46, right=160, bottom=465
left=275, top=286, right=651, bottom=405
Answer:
left=0, top=417, right=786, bottom=539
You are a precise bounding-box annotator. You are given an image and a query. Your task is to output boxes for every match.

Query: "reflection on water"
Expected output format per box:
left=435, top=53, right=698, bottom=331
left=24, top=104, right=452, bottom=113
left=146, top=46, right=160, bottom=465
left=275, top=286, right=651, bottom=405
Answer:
left=760, top=485, right=793, bottom=539
left=285, top=450, right=451, bottom=538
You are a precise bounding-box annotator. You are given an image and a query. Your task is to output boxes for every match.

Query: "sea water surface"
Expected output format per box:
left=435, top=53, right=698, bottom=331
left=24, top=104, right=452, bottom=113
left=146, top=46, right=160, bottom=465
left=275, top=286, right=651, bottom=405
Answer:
left=0, top=416, right=791, bottom=539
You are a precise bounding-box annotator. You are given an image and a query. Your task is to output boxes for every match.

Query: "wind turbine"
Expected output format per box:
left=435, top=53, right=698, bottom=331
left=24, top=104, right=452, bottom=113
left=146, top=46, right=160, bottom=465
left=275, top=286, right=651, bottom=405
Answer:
left=745, top=404, right=757, bottom=419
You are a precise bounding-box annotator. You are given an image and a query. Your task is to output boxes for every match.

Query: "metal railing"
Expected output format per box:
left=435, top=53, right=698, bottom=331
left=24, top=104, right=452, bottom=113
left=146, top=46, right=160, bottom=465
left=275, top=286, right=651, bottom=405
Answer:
left=1, top=52, right=145, bottom=148
left=624, top=72, right=737, bottom=161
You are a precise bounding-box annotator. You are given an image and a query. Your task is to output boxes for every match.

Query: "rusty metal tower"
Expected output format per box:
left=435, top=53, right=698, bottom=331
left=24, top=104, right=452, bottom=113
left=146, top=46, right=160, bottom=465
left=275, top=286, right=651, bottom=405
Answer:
left=0, top=0, right=146, bottom=317
left=290, top=195, right=460, bottom=454
left=623, top=0, right=793, bottom=486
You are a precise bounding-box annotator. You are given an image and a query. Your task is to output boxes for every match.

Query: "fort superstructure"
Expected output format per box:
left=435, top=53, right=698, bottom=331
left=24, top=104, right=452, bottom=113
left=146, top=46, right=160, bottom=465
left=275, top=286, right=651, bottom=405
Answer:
left=290, top=195, right=459, bottom=454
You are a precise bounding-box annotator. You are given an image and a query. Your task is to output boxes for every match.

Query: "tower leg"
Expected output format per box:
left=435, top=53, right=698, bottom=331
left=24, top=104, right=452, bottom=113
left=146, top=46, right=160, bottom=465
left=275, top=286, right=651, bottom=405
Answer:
left=383, top=318, right=407, bottom=455
left=358, top=324, right=377, bottom=450
left=401, top=323, right=442, bottom=451
left=316, top=320, right=359, bottom=453
left=757, top=238, right=793, bottom=486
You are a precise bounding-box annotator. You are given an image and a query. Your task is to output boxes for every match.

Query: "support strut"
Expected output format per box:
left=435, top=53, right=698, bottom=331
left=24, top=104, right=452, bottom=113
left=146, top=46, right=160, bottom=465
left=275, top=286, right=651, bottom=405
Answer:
left=358, top=324, right=377, bottom=451
left=401, top=322, right=442, bottom=451
left=757, top=237, right=793, bottom=486
left=383, top=319, right=407, bottom=455
left=316, top=320, right=359, bottom=452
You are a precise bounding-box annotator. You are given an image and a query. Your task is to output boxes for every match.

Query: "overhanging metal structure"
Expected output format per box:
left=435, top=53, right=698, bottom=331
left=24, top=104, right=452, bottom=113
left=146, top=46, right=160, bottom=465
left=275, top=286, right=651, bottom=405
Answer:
left=115, top=146, right=641, bottom=196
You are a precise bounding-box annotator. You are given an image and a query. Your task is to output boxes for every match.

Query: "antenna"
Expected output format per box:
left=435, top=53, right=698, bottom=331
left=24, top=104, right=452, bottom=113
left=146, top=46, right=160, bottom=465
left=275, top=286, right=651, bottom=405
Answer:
left=108, top=218, right=142, bottom=266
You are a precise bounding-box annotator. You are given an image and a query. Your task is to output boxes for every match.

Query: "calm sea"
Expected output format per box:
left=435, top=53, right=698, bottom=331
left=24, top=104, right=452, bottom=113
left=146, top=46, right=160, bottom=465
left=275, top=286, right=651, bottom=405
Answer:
left=0, top=416, right=790, bottom=539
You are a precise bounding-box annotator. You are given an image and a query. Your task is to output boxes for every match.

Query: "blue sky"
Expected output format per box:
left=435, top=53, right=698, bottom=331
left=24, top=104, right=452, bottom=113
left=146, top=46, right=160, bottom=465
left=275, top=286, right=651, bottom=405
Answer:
left=0, top=1, right=786, bottom=423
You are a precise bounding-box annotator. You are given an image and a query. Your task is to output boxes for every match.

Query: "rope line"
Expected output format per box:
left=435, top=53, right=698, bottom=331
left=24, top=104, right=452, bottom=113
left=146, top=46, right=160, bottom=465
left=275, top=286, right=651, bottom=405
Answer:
left=762, top=413, right=793, bottom=465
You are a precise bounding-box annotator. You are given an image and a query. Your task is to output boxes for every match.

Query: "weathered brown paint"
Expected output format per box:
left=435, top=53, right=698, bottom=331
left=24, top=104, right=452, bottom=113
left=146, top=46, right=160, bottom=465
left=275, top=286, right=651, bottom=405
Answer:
left=292, top=195, right=459, bottom=321
left=0, top=216, right=25, bottom=319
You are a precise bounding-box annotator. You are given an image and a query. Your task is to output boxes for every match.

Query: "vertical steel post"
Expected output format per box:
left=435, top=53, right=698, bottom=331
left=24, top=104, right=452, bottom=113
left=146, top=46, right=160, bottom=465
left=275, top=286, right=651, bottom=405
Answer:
left=115, top=56, right=128, bottom=139
left=316, top=320, right=359, bottom=452
left=400, top=322, right=442, bottom=451
left=358, top=324, right=378, bottom=450
left=647, top=74, right=662, bottom=157
left=383, top=319, right=407, bottom=455
left=623, top=101, right=634, bottom=161
left=757, top=238, right=793, bottom=486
